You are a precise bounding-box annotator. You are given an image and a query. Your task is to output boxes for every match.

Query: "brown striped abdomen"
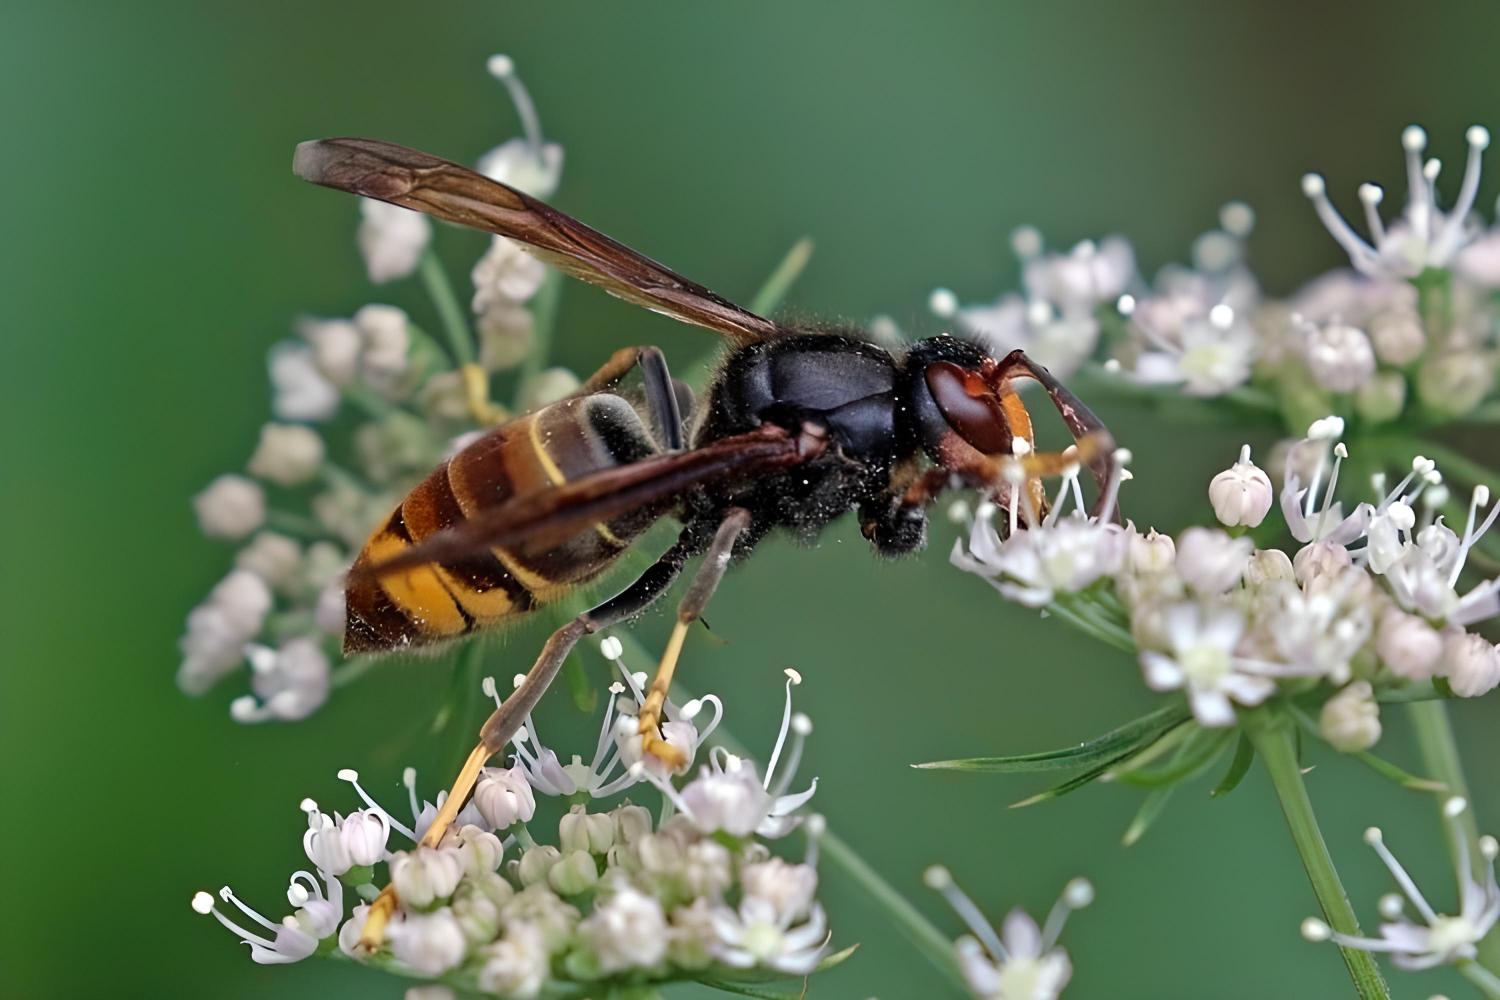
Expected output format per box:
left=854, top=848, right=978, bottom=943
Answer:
left=343, top=394, right=661, bottom=654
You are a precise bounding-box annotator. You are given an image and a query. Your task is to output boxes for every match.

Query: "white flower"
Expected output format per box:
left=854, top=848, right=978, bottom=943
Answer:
left=559, top=806, right=615, bottom=855
left=231, top=638, right=331, bottom=723
left=952, top=458, right=1131, bottom=606
left=1375, top=610, right=1444, bottom=681
left=234, top=531, right=302, bottom=593
left=339, top=808, right=391, bottom=868
left=453, top=824, right=504, bottom=876
left=1174, top=527, right=1252, bottom=595
left=710, top=897, right=829, bottom=976
left=653, top=670, right=816, bottom=839
left=1302, top=125, right=1490, bottom=278
left=478, top=55, right=564, bottom=199
left=741, top=858, right=819, bottom=924
left=247, top=423, right=325, bottom=486
left=300, top=798, right=353, bottom=876
left=1376, top=485, right=1500, bottom=627
left=1320, top=681, right=1382, bottom=753
left=298, top=317, right=362, bottom=386
left=191, top=872, right=342, bottom=966
left=1209, top=445, right=1273, bottom=528
left=473, top=237, right=547, bottom=312
left=578, top=886, right=668, bottom=972
left=1301, top=317, right=1377, bottom=393
left=1303, top=797, right=1500, bottom=971
left=1126, top=303, right=1256, bottom=397
left=1441, top=631, right=1500, bottom=698
left=1244, top=548, right=1296, bottom=587
left=1020, top=236, right=1136, bottom=317
left=1139, top=603, right=1281, bottom=726
left=354, top=304, right=412, bottom=394
left=389, top=846, right=465, bottom=908
left=945, top=294, right=1099, bottom=382
left=473, top=765, right=538, bottom=829
left=177, top=569, right=273, bottom=695
left=476, top=924, right=550, bottom=998
left=1127, top=525, right=1176, bottom=575
left=1368, top=308, right=1426, bottom=365
left=269, top=342, right=340, bottom=422
left=927, top=867, right=1092, bottom=1000
left=357, top=198, right=431, bottom=284
left=1279, top=428, right=1372, bottom=547
left=194, top=474, right=266, bottom=540
left=389, top=907, right=467, bottom=976
left=338, top=766, right=487, bottom=846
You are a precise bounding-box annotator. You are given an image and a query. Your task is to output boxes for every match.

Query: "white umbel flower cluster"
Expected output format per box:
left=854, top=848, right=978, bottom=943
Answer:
left=930, top=124, right=1500, bottom=428
left=954, top=420, right=1500, bottom=735
left=192, top=665, right=835, bottom=995
left=178, top=54, right=578, bottom=725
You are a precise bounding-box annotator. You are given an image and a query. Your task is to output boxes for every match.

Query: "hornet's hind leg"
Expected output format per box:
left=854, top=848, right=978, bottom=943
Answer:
left=357, top=532, right=697, bottom=950
left=635, top=507, right=752, bottom=768
left=577, top=345, right=688, bottom=451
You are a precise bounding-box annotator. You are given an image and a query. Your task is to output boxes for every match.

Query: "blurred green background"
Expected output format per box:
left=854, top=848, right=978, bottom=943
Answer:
left=6, top=1, right=1500, bottom=997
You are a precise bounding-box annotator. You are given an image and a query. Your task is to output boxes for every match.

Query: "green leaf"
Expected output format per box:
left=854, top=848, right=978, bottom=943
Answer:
left=1009, top=747, right=1141, bottom=808
left=1122, top=786, right=1174, bottom=846
left=696, top=979, right=809, bottom=1000
left=1210, top=734, right=1255, bottom=797
left=815, top=943, right=860, bottom=972
left=915, top=702, right=1191, bottom=773
left=1116, top=727, right=1233, bottom=788
left=1353, top=750, right=1450, bottom=793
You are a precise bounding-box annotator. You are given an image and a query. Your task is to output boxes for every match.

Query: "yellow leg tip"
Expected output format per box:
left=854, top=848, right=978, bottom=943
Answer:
left=357, top=886, right=399, bottom=952
left=641, top=731, right=688, bottom=770
left=461, top=362, right=508, bottom=426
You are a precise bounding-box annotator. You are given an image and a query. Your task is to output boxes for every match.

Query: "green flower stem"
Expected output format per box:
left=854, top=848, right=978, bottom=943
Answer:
left=601, top=630, right=965, bottom=992
left=1406, top=700, right=1500, bottom=972
left=1244, top=709, right=1391, bottom=1000
left=818, top=831, right=966, bottom=992
left=419, top=249, right=476, bottom=368
left=1462, top=959, right=1500, bottom=999
left=748, top=237, right=814, bottom=317
left=1048, top=593, right=1136, bottom=654
left=518, top=269, right=563, bottom=388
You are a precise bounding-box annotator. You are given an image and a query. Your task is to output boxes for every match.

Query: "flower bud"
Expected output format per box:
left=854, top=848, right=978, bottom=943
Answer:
left=1175, top=527, right=1253, bottom=594
left=476, top=924, right=550, bottom=998
left=302, top=817, right=353, bottom=877
left=389, top=907, right=467, bottom=976
left=1368, top=309, right=1426, bottom=365
left=548, top=850, right=600, bottom=896
left=612, top=804, right=653, bottom=845
left=1306, top=321, right=1376, bottom=392
left=390, top=846, right=465, bottom=907
left=357, top=200, right=430, bottom=284
left=517, top=367, right=582, bottom=410
left=1375, top=611, right=1443, bottom=680
left=1293, top=541, right=1352, bottom=587
left=1418, top=351, right=1494, bottom=419
left=1128, top=525, right=1176, bottom=574
left=454, top=824, right=504, bottom=875
left=1209, top=445, right=1273, bottom=528
left=451, top=885, right=501, bottom=946
left=339, top=809, right=390, bottom=868
left=474, top=767, right=536, bottom=830
left=577, top=888, right=668, bottom=973
left=517, top=845, right=562, bottom=887
left=464, top=870, right=515, bottom=910
left=1319, top=681, right=1382, bottom=753
left=1243, top=548, right=1295, bottom=587
left=193, top=474, right=266, bottom=540
left=741, top=858, right=819, bottom=922
left=234, top=531, right=302, bottom=593
left=247, top=423, right=325, bottom=486
left=559, top=806, right=615, bottom=855
left=1354, top=372, right=1406, bottom=424
left=1442, top=631, right=1500, bottom=697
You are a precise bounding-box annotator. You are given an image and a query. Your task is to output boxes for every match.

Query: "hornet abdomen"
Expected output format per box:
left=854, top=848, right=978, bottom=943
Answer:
left=343, top=394, right=661, bottom=653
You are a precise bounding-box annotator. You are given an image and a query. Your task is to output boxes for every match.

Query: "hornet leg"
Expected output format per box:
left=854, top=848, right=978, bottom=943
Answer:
left=357, top=533, right=697, bottom=950
left=578, top=345, right=686, bottom=451
left=636, top=507, right=752, bottom=768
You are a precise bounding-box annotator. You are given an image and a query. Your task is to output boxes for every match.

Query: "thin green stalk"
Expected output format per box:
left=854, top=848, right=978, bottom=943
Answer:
left=419, top=249, right=475, bottom=367
left=1406, top=700, right=1500, bottom=971
left=819, top=830, right=966, bottom=992
left=602, top=630, right=965, bottom=991
left=748, top=237, right=814, bottom=316
left=1462, top=959, right=1500, bottom=999
left=1245, top=710, right=1390, bottom=1000
left=1048, top=594, right=1136, bottom=654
